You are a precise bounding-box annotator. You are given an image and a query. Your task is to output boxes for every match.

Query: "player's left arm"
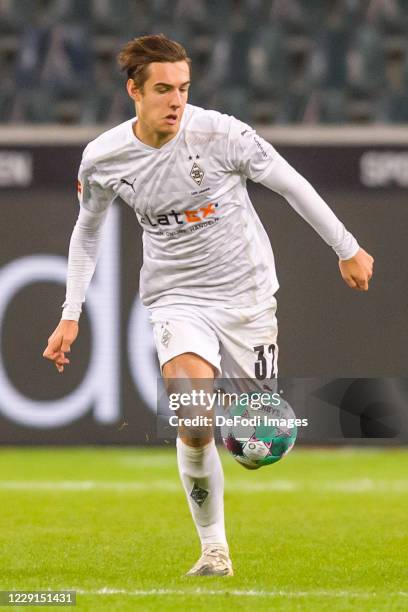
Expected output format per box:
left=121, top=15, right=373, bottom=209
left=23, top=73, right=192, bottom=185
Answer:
left=337, top=248, right=373, bottom=291
left=225, top=117, right=374, bottom=291
left=259, top=155, right=374, bottom=291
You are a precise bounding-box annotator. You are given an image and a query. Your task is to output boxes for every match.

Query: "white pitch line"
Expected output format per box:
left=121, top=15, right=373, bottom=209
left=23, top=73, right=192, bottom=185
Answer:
left=73, top=587, right=408, bottom=598
left=0, top=480, right=180, bottom=492
left=0, top=479, right=408, bottom=493
left=6, top=586, right=407, bottom=599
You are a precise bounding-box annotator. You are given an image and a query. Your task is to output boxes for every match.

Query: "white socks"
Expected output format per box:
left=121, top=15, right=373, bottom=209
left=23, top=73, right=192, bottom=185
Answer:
left=176, top=437, right=227, bottom=549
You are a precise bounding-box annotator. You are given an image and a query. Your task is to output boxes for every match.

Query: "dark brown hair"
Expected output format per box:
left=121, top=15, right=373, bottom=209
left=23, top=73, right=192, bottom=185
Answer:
left=117, top=34, right=191, bottom=90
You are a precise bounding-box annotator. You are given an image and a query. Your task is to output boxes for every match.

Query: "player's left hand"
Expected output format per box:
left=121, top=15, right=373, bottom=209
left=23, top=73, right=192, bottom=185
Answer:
left=339, top=248, right=374, bottom=291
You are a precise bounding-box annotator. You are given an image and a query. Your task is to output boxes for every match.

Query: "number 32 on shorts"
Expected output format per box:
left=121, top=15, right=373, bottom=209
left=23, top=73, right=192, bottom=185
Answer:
left=253, top=344, right=277, bottom=380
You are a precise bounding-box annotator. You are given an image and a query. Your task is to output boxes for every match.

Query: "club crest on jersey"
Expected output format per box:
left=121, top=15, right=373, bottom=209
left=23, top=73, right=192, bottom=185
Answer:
left=190, top=161, right=204, bottom=186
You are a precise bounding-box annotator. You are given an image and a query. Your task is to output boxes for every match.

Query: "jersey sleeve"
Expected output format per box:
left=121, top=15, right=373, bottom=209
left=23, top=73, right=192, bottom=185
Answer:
left=224, top=116, right=359, bottom=260
left=224, top=116, right=279, bottom=182
left=61, top=151, right=113, bottom=321
left=77, top=150, right=114, bottom=214
left=259, top=153, right=360, bottom=261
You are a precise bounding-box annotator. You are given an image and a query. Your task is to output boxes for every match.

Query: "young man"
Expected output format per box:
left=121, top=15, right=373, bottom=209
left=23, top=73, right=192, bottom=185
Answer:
left=43, top=34, right=374, bottom=577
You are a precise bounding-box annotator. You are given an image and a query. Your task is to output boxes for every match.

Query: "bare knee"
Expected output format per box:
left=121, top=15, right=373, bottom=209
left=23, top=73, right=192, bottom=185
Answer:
left=179, top=433, right=214, bottom=448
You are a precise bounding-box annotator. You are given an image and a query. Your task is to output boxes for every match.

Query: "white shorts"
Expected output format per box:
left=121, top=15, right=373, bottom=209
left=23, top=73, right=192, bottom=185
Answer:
left=149, top=298, right=278, bottom=381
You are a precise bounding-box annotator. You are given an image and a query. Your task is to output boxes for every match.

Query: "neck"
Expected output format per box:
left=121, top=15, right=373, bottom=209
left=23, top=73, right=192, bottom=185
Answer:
left=133, top=117, right=177, bottom=149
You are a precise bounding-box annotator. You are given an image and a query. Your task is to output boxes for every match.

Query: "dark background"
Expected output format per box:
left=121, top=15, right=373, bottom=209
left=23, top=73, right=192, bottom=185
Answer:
left=0, top=143, right=406, bottom=443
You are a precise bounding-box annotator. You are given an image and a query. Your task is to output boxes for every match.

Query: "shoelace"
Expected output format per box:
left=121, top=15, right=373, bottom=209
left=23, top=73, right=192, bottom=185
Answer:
left=202, top=547, right=227, bottom=560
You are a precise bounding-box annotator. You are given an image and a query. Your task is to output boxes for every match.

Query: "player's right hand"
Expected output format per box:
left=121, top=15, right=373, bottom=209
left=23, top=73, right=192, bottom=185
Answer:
left=42, top=320, right=79, bottom=373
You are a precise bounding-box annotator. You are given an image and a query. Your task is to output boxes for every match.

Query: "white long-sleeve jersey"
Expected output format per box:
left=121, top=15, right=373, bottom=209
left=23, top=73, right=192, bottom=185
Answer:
left=62, top=104, right=359, bottom=321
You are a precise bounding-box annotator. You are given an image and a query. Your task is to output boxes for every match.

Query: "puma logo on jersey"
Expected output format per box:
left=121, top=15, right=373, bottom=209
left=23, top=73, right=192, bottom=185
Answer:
left=120, top=177, right=137, bottom=192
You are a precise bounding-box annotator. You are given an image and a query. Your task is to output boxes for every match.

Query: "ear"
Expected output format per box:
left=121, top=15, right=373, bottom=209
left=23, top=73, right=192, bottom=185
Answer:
left=126, top=79, right=142, bottom=102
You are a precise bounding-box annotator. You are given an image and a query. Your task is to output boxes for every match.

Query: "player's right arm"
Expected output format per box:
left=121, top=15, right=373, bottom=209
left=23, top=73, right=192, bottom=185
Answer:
left=43, top=319, right=79, bottom=373
left=42, top=153, right=113, bottom=373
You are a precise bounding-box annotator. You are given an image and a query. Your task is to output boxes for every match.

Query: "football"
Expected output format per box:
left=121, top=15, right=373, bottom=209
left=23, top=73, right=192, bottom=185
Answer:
left=220, top=391, right=297, bottom=469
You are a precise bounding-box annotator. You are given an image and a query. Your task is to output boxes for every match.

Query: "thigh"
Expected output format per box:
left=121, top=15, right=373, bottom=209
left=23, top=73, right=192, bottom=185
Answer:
left=163, top=352, right=215, bottom=379
left=149, top=306, right=219, bottom=446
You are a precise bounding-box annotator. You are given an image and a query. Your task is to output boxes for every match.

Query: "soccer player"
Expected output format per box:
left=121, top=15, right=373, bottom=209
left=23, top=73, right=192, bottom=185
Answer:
left=43, top=34, right=374, bottom=576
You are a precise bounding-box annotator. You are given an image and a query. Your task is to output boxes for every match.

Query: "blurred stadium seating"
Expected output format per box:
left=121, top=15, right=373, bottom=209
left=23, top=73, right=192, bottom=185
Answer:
left=1, top=0, right=408, bottom=125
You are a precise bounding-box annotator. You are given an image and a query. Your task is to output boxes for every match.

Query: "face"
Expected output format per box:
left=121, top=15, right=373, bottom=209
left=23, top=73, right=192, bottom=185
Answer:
left=127, top=61, right=190, bottom=138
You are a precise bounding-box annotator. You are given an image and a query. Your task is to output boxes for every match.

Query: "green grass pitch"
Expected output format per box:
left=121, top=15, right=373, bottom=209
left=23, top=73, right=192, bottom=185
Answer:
left=0, top=446, right=407, bottom=611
